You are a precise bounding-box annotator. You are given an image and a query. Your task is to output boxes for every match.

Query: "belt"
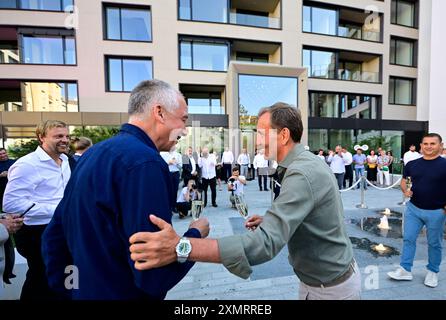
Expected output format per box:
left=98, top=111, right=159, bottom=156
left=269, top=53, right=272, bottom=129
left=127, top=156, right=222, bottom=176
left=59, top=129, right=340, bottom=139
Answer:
left=241, top=164, right=249, bottom=166
left=307, top=261, right=356, bottom=288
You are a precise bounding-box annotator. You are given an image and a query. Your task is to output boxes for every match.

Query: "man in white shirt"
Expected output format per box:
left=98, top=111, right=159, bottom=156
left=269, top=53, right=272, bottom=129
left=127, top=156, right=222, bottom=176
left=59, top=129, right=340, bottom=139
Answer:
left=342, top=146, right=353, bottom=189
left=237, top=148, right=250, bottom=178
left=228, top=167, right=246, bottom=208
left=403, top=144, right=422, bottom=165
left=161, top=147, right=182, bottom=213
left=253, top=149, right=269, bottom=191
left=198, top=147, right=217, bottom=207
left=327, top=145, right=348, bottom=190
left=221, top=147, right=234, bottom=183
left=3, top=120, right=71, bottom=300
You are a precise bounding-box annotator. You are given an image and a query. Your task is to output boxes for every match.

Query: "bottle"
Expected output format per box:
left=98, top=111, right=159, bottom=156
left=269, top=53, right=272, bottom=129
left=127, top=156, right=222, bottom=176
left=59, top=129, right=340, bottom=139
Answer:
left=406, top=176, right=412, bottom=191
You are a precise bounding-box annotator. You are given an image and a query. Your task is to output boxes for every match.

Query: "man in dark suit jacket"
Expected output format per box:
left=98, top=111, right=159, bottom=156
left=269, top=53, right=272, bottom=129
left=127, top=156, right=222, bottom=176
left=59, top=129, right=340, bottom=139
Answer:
left=182, top=147, right=198, bottom=187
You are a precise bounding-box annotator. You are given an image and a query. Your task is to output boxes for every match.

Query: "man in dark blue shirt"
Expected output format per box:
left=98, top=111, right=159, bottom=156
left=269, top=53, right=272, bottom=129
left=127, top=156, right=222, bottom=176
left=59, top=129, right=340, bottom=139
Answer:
left=388, top=133, right=446, bottom=288
left=42, top=80, right=209, bottom=300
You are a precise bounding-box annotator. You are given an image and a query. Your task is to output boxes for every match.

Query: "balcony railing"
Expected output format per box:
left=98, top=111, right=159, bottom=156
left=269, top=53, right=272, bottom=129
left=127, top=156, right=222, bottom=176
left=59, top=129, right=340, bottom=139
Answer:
left=229, top=12, right=280, bottom=29
left=188, top=105, right=225, bottom=115
left=338, top=26, right=380, bottom=42
left=308, top=64, right=380, bottom=83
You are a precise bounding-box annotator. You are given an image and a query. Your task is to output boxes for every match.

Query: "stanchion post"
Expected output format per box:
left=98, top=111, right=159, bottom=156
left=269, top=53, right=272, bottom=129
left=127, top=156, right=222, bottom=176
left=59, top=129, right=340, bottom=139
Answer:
left=356, top=175, right=368, bottom=209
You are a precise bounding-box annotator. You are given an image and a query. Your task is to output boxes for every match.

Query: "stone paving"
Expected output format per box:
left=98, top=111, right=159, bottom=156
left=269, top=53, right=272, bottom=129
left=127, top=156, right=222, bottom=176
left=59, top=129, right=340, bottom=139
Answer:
left=166, top=178, right=446, bottom=300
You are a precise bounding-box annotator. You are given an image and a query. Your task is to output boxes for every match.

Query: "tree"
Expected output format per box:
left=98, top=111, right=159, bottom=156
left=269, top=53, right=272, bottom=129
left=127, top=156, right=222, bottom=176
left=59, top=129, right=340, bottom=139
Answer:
left=7, top=139, right=39, bottom=159
left=71, top=126, right=120, bottom=144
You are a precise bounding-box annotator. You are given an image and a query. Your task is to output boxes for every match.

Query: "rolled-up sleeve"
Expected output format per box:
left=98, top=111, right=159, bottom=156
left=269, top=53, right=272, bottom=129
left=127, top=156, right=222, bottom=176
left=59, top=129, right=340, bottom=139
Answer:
left=217, top=169, right=315, bottom=278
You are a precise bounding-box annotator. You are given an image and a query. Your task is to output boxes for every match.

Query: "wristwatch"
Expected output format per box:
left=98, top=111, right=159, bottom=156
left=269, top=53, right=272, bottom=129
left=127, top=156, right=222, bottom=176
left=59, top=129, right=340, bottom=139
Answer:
left=175, top=237, right=192, bottom=263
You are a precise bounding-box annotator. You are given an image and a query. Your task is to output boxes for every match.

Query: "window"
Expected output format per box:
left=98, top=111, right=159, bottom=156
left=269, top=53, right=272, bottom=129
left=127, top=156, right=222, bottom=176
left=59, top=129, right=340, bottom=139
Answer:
left=179, top=39, right=228, bottom=71
left=390, top=38, right=415, bottom=66
left=310, top=92, right=379, bottom=119
left=302, top=48, right=336, bottom=78
left=303, top=5, right=336, bottom=35
left=0, top=0, right=73, bottom=11
left=179, top=0, right=228, bottom=23
left=105, top=6, right=152, bottom=42
left=238, top=75, right=298, bottom=129
left=22, top=35, right=76, bottom=65
left=0, top=80, right=78, bottom=112
left=389, top=77, right=415, bottom=105
left=106, top=57, right=153, bottom=92
left=391, top=0, right=417, bottom=28
left=185, top=92, right=223, bottom=114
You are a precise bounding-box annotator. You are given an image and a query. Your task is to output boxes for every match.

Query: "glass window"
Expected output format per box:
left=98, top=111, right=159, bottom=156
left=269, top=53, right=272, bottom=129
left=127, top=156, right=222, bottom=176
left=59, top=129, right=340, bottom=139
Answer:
left=107, top=57, right=153, bottom=92
left=310, top=92, right=339, bottom=118
left=389, top=77, right=414, bottom=105
left=308, top=129, right=328, bottom=152
left=19, top=0, right=73, bottom=11
left=105, top=6, right=152, bottom=41
left=390, top=38, right=414, bottom=66
left=0, top=81, right=78, bottom=112
left=185, top=92, right=223, bottom=114
left=106, top=8, right=121, bottom=40
left=238, top=75, right=298, bottom=128
left=180, top=41, right=192, bottom=69
left=180, top=40, right=228, bottom=71
left=312, top=7, right=336, bottom=35
left=193, top=42, right=227, bottom=71
left=308, top=49, right=336, bottom=78
left=303, top=6, right=311, bottom=32
left=179, top=0, right=191, bottom=20
left=22, top=35, right=75, bottom=65
left=391, top=0, right=416, bottom=28
left=329, top=129, right=354, bottom=150
left=0, top=0, right=17, bottom=8
left=236, top=52, right=268, bottom=63
left=191, top=0, right=228, bottom=23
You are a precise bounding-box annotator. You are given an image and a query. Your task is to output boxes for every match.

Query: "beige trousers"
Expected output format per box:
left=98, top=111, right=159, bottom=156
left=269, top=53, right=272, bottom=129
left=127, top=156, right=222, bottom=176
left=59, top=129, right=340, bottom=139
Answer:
left=298, top=262, right=362, bottom=300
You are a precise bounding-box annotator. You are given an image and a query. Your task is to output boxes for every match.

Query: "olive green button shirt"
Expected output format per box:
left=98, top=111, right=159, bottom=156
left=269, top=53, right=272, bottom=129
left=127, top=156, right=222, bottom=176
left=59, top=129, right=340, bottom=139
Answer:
left=217, top=144, right=354, bottom=286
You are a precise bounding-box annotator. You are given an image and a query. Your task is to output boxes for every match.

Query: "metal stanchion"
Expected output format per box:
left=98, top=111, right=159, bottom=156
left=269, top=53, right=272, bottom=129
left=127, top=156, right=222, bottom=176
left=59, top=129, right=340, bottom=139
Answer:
left=355, top=175, right=368, bottom=209
left=271, top=176, right=275, bottom=204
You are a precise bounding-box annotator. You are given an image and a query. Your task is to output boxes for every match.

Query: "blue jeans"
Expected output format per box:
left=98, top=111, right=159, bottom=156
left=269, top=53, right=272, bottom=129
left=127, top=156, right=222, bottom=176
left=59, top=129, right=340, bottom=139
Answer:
left=400, top=202, right=446, bottom=273
left=354, top=167, right=367, bottom=189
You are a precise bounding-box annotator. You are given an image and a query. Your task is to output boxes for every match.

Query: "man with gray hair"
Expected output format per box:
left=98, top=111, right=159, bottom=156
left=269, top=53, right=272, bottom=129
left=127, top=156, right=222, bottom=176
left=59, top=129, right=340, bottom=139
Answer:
left=129, top=102, right=361, bottom=300
left=42, top=80, right=209, bottom=300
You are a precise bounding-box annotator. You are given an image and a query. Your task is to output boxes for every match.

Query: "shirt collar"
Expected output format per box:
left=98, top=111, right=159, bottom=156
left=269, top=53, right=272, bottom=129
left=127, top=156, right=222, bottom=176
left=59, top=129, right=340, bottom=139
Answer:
left=278, top=143, right=305, bottom=169
left=120, top=123, right=158, bottom=151
left=35, top=146, right=68, bottom=162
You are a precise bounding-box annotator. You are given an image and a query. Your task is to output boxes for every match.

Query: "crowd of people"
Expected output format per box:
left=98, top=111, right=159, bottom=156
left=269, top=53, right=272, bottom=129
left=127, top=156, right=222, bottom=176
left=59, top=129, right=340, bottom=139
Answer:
left=0, top=79, right=444, bottom=301
left=315, top=145, right=429, bottom=190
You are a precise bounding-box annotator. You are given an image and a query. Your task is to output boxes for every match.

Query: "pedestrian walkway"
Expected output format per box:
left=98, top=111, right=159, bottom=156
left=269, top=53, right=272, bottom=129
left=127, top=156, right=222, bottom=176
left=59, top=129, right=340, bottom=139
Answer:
left=167, top=180, right=446, bottom=300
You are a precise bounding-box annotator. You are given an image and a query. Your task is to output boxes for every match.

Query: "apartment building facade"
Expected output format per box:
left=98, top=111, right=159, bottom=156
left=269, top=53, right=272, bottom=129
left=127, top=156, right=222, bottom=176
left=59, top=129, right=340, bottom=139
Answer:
left=0, top=0, right=440, bottom=161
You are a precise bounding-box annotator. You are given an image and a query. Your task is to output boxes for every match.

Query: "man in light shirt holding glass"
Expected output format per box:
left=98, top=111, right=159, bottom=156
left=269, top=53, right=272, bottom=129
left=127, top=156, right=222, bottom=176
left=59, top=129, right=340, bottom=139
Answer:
left=198, top=147, right=218, bottom=207
left=3, top=120, right=71, bottom=300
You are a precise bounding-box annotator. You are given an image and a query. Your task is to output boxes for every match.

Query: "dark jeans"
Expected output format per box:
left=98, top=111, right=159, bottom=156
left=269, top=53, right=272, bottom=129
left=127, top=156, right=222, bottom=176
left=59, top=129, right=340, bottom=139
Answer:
left=343, top=164, right=353, bottom=188
left=176, top=201, right=192, bottom=216
left=170, top=171, right=180, bottom=211
left=334, top=173, right=345, bottom=190
left=14, top=224, right=57, bottom=300
left=201, top=177, right=217, bottom=206
left=223, top=164, right=232, bottom=183
left=257, top=172, right=268, bottom=191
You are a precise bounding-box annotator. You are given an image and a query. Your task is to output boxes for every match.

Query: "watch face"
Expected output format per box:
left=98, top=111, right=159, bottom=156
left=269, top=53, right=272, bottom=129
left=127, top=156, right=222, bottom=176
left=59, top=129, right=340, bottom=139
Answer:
left=178, top=241, right=191, bottom=255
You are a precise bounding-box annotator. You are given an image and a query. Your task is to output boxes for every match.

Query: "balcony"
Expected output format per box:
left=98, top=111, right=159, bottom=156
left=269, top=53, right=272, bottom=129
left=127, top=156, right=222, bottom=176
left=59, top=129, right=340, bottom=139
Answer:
left=0, top=80, right=78, bottom=112
left=303, top=48, right=381, bottom=83
left=179, top=0, right=281, bottom=29
left=180, top=84, right=225, bottom=115
left=0, top=26, right=76, bottom=65
left=303, top=1, right=382, bottom=42
left=179, top=36, right=280, bottom=72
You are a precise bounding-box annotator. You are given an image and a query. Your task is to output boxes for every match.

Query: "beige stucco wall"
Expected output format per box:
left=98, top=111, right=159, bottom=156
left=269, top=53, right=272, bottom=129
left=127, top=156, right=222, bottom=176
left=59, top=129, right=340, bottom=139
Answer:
left=0, top=0, right=432, bottom=132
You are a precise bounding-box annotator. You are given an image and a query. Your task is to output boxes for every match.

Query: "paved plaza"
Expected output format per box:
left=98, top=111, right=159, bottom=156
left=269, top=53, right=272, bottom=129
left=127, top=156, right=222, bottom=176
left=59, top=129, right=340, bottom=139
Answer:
left=166, top=178, right=446, bottom=300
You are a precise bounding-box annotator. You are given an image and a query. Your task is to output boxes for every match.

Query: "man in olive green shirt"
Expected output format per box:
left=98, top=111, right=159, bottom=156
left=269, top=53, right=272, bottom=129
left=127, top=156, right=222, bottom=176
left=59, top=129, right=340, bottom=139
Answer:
left=129, top=103, right=361, bottom=300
